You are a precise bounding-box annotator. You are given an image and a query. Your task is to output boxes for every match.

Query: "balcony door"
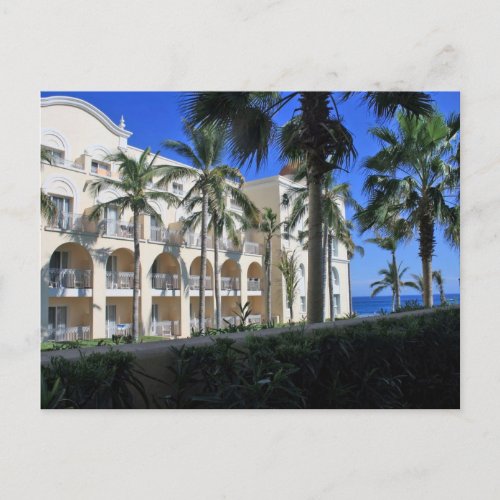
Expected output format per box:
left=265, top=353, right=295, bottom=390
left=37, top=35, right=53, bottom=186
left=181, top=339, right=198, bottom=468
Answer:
left=106, top=304, right=117, bottom=337
left=48, top=306, right=67, bottom=338
left=51, top=195, right=71, bottom=229
left=106, top=206, right=118, bottom=236
left=49, top=251, right=69, bottom=287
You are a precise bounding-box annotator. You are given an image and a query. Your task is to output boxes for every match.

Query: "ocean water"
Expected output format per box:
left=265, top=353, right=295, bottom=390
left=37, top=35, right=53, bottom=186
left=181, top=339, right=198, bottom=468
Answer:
left=352, top=293, right=460, bottom=316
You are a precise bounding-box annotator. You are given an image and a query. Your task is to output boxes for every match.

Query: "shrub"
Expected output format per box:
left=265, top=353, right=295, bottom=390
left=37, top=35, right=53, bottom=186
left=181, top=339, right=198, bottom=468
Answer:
left=161, top=309, right=459, bottom=409
left=41, top=350, right=150, bottom=409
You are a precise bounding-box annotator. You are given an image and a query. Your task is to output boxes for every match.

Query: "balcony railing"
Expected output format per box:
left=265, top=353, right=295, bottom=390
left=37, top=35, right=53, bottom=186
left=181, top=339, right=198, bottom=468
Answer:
left=48, top=268, right=92, bottom=289
left=229, top=199, right=242, bottom=210
left=106, top=323, right=132, bottom=338
left=247, top=314, right=262, bottom=324
left=190, top=317, right=212, bottom=331
left=150, top=226, right=183, bottom=245
left=247, top=278, right=262, bottom=291
left=222, top=315, right=240, bottom=326
left=219, top=238, right=241, bottom=252
left=43, top=325, right=91, bottom=342
left=106, top=271, right=134, bottom=289
left=150, top=320, right=180, bottom=337
left=104, top=219, right=142, bottom=239
left=185, top=232, right=212, bottom=249
left=221, top=277, right=240, bottom=290
left=42, top=156, right=85, bottom=171
left=152, top=273, right=179, bottom=290
left=45, top=212, right=98, bottom=234
left=189, top=275, right=213, bottom=290
left=243, top=241, right=263, bottom=255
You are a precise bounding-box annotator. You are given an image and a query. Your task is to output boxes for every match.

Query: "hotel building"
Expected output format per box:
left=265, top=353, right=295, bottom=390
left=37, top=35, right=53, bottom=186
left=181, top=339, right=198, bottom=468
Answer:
left=40, top=96, right=350, bottom=340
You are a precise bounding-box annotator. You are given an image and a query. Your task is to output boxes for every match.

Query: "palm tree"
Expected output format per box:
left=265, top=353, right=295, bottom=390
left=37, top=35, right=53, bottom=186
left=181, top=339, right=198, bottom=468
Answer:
left=258, top=208, right=286, bottom=323
left=410, top=273, right=425, bottom=301
left=370, top=261, right=418, bottom=313
left=363, top=218, right=412, bottom=310
left=182, top=91, right=433, bottom=323
left=86, top=148, right=179, bottom=340
left=278, top=249, right=300, bottom=320
left=178, top=172, right=258, bottom=329
left=433, top=270, right=447, bottom=305
left=360, top=110, right=460, bottom=307
left=157, top=122, right=257, bottom=332
left=40, top=149, right=56, bottom=221
left=282, top=166, right=359, bottom=320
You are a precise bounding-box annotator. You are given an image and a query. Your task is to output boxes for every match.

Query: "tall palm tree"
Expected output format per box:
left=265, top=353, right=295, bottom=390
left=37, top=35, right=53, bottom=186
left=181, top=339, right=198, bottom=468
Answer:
left=433, top=270, right=446, bottom=305
left=410, top=273, right=425, bottom=301
left=157, top=122, right=257, bottom=332
left=86, top=148, right=179, bottom=340
left=182, top=91, right=433, bottom=323
left=363, top=218, right=412, bottom=310
left=178, top=172, right=258, bottom=329
left=359, top=110, right=460, bottom=307
left=370, top=261, right=418, bottom=313
left=258, top=208, right=286, bottom=323
left=282, top=167, right=359, bottom=320
left=278, top=249, right=300, bottom=320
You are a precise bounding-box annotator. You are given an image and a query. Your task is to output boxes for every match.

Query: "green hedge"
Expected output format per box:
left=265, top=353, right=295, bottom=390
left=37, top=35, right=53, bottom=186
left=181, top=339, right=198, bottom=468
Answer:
left=162, top=308, right=460, bottom=409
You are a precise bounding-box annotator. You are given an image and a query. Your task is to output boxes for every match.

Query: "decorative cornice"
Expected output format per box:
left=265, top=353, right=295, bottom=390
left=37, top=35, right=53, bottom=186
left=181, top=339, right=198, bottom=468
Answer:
left=41, top=96, right=133, bottom=139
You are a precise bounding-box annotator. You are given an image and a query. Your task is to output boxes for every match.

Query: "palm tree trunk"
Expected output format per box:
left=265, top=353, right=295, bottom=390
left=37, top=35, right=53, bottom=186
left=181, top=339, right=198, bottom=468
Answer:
left=265, top=238, right=272, bottom=323
left=418, top=199, right=435, bottom=308
left=440, top=284, right=446, bottom=305
left=322, top=222, right=328, bottom=320
left=214, top=223, right=221, bottom=329
left=306, top=175, right=324, bottom=324
left=392, top=292, right=396, bottom=313
left=199, top=192, right=208, bottom=331
left=348, top=257, right=353, bottom=315
left=392, top=250, right=400, bottom=309
left=132, top=209, right=141, bottom=340
left=299, top=92, right=329, bottom=325
left=328, top=232, right=335, bottom=321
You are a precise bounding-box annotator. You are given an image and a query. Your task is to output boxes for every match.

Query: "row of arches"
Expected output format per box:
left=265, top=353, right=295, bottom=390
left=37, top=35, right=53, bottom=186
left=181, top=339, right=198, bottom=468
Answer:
left=45, top=243, right=264, bottom=291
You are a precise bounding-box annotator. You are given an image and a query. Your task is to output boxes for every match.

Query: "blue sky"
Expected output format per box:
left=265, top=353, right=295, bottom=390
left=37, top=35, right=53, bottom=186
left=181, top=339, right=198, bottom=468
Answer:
left=41, top=91, right=460, bottom=296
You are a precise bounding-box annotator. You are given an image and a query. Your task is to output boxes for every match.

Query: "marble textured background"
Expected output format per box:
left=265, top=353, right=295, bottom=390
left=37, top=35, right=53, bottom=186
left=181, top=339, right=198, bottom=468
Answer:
left=0, top=0, right=498, bottom=498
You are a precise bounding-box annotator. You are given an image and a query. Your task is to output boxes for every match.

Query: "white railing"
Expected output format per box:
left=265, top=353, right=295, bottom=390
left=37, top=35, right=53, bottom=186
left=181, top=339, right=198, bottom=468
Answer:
left=219, top=238, right=241, bottom=252
left=185, top=232, right=213, bottom=248
left=48, top=269, right=92, bottom=289
left=106, top=323, right=132, bottom=338
left=247, top=314, right=262, bottom=324
left=152, top=273, right=179, bottom=290
left=42, top=155, right=85, bottom=171
left=247, top=278, right=261, bottom=291
left=189, top=275, right=213, bottom=290
left=43, top=325, right=91, bottom=342
left=150, top=226, right=182, bottom=245
left=222, top=315, right=240, bottom=326
left=244, top=241, right=263, bottom=254
left=190, top=317, right=212, bottom=331
left=106, top=271, right=134, bottom=289
left=45, top=212, right=98, bottom=233
left=150, top=320, right=179, bottom=337
left=221, top=276, right=240, bottom=290
left=104, top=219, right=141, bottom=239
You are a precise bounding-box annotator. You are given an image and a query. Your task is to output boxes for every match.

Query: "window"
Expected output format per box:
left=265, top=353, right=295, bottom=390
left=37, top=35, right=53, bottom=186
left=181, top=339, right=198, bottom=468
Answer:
left=299, top=265, right=306, bottom=313
left=50, top=196, right=71, bottom=229
left=151, top=304, right=159, bottom=324
left=172, top=182, right=184, bottom=195
left=105, top=206, right=118, bottom=236
left=48, top=306, right=67, bottom=336
left=106, top=304, right=117, bottom=337
left=91, top=160, right=111, bottom=176
left=42, top=146, right=64, bottom=166
left=300, top=297, right=306, bottom=313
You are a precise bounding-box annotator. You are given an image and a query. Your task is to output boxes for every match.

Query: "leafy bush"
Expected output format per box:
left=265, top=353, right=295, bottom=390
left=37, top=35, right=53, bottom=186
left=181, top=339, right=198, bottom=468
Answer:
left=41, top=350, right=150, bottom=409
left=161, top=309, right=459, bottom=409
left=395, top=300, right=424, bottom=313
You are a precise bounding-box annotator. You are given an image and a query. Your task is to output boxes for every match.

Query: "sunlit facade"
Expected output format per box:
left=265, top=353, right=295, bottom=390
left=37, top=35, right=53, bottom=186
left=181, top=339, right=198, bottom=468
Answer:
left=40, top=96, right=350, bottom=341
